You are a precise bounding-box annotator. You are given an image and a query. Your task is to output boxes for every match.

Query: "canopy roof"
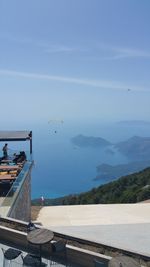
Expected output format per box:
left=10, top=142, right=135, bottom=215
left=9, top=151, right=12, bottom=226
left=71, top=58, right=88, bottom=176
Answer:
left=0, top=131, right=32, bottom=141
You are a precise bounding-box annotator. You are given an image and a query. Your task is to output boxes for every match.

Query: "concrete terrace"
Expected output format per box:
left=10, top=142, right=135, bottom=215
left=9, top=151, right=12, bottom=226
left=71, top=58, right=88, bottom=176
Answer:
left=37, top=203, right=150, bottom=258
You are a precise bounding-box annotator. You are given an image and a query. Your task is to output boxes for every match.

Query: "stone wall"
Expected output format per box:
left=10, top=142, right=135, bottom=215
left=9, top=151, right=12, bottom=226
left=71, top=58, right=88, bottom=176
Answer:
left=8, top=169, right=31, bottom=222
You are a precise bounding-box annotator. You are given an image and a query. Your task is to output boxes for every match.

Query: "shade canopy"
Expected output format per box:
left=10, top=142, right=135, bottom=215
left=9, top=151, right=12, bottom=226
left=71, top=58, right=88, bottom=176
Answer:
left=0, top=131, right=32, bottom=154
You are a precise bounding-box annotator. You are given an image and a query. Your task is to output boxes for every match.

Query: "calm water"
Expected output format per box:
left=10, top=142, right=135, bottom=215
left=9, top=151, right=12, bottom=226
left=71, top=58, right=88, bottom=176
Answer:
left=2, top=120, right=150, bottom=199
left=30, top=121, right=150, bottom=199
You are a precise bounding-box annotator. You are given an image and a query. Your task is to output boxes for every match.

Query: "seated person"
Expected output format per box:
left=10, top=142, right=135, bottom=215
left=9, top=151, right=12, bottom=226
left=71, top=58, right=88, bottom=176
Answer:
left=13, top=151, right=26, bottom=164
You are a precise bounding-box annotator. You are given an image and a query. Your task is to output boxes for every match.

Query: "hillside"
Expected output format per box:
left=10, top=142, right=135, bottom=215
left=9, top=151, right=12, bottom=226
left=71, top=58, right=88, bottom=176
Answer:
left=115, top=136, right=150, bottom=160
left=32, top=167, right=150, bottom=206
left=95, top=160, right=150, bottom=181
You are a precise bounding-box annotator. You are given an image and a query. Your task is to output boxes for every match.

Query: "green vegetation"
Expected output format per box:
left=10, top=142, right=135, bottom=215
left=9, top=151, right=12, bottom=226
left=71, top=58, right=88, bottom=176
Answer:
left=32, top=167, right=150, bottom=206
left=95, top=160, right=150, bottom=181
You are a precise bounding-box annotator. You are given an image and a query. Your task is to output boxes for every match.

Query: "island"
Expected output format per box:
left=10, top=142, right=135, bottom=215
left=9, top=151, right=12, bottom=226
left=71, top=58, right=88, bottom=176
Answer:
left=117, top=120, right=150, bottom=126
left=71, top=134, right=111, bottom=148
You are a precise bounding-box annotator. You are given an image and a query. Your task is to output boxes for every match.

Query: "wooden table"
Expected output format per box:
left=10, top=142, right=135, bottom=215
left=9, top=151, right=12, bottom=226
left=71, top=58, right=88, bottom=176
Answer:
left=27, top=228, right=54, bottom=264
left=0, top=165, right=20, bottom=171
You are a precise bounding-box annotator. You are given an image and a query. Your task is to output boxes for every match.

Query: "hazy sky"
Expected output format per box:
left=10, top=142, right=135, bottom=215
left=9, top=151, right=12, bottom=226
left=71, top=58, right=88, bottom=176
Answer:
left=0, top=0, right=150, bottom=126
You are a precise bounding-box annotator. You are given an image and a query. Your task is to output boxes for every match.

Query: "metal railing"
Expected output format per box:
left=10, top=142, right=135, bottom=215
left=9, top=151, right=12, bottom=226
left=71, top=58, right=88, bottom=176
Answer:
left=0, top=155, right=33, bottom=217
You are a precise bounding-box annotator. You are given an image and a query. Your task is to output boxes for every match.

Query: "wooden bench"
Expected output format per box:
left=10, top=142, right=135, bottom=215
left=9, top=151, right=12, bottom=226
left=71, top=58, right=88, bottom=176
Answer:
left=0, top=175, right=16, bottom=181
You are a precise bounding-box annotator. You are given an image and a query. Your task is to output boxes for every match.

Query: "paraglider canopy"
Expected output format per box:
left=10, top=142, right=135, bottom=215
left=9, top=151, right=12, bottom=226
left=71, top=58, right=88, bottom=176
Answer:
left=48, top=119, right=64, bottom=124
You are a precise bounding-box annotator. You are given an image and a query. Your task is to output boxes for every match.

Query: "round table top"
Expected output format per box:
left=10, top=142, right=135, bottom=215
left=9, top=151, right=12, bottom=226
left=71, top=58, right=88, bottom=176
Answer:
left=108, top=255, right=140, bottom=267
left=27, top=228, right=54, bottom=245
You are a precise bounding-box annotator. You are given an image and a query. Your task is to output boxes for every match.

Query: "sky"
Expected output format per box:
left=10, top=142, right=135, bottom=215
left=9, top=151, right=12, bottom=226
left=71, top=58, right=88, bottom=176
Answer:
left=0, top=0, right=150, bottom=126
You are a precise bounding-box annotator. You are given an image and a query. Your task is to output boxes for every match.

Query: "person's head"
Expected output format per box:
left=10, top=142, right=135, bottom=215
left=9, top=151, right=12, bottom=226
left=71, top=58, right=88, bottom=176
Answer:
left=5, top=143, right=8, bottom=147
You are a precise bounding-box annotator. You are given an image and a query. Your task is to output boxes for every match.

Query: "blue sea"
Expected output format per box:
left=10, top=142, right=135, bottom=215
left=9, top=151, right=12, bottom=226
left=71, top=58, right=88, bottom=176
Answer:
left=2, top=120, right=150, bottom=199
left=30, top=120, right=150, bottom=199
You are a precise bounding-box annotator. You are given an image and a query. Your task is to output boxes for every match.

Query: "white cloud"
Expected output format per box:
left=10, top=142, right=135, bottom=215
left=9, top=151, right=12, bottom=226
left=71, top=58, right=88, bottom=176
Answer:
left=2, top=32, right=149, bottom=59
left=0, top=69, right=148, bottom=92
left=95, top=43, right=150, bottom=60
left=0, top=32, right=86, bottom=54
left=109, top=47, right=150, bottom=60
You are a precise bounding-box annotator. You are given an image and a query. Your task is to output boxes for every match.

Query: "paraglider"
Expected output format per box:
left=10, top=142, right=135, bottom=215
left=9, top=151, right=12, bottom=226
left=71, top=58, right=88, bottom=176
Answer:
left=48, top=119, right=64, bottom=134
left=48, top=119, right=64, bottom=124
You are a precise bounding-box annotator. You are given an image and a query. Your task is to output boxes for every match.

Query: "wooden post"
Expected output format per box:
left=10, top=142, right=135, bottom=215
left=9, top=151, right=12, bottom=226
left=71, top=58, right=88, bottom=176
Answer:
left=29, top=131, right=32, bottom=154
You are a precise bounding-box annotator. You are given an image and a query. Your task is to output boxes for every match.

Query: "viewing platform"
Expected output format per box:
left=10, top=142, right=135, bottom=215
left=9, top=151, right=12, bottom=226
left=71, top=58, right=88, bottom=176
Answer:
left=0, top=131, right=33, bottom=221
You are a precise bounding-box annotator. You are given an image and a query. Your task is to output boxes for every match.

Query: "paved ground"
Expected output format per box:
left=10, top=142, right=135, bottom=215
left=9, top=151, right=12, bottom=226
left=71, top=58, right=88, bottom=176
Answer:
left=37, top=203, right=150, bottom=257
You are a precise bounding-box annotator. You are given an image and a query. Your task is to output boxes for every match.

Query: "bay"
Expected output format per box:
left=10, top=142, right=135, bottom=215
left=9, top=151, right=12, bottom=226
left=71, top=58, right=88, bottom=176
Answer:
left=31, top=120, right=150, bottom=199
left=2, top=120, right=150, bottom=199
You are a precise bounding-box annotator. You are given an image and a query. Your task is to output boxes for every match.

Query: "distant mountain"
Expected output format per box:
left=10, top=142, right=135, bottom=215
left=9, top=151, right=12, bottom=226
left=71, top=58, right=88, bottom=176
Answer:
left=94, top=161, right=150, bottom=181
left=71, top=134, right=111, bottom=148
left=115, top=136, right=150, bottom=160
left=117, top=120, right=150, bottom=126
left=32, top=167, right=150, bottom=205
left=71, top=135, right=150, bottom=160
